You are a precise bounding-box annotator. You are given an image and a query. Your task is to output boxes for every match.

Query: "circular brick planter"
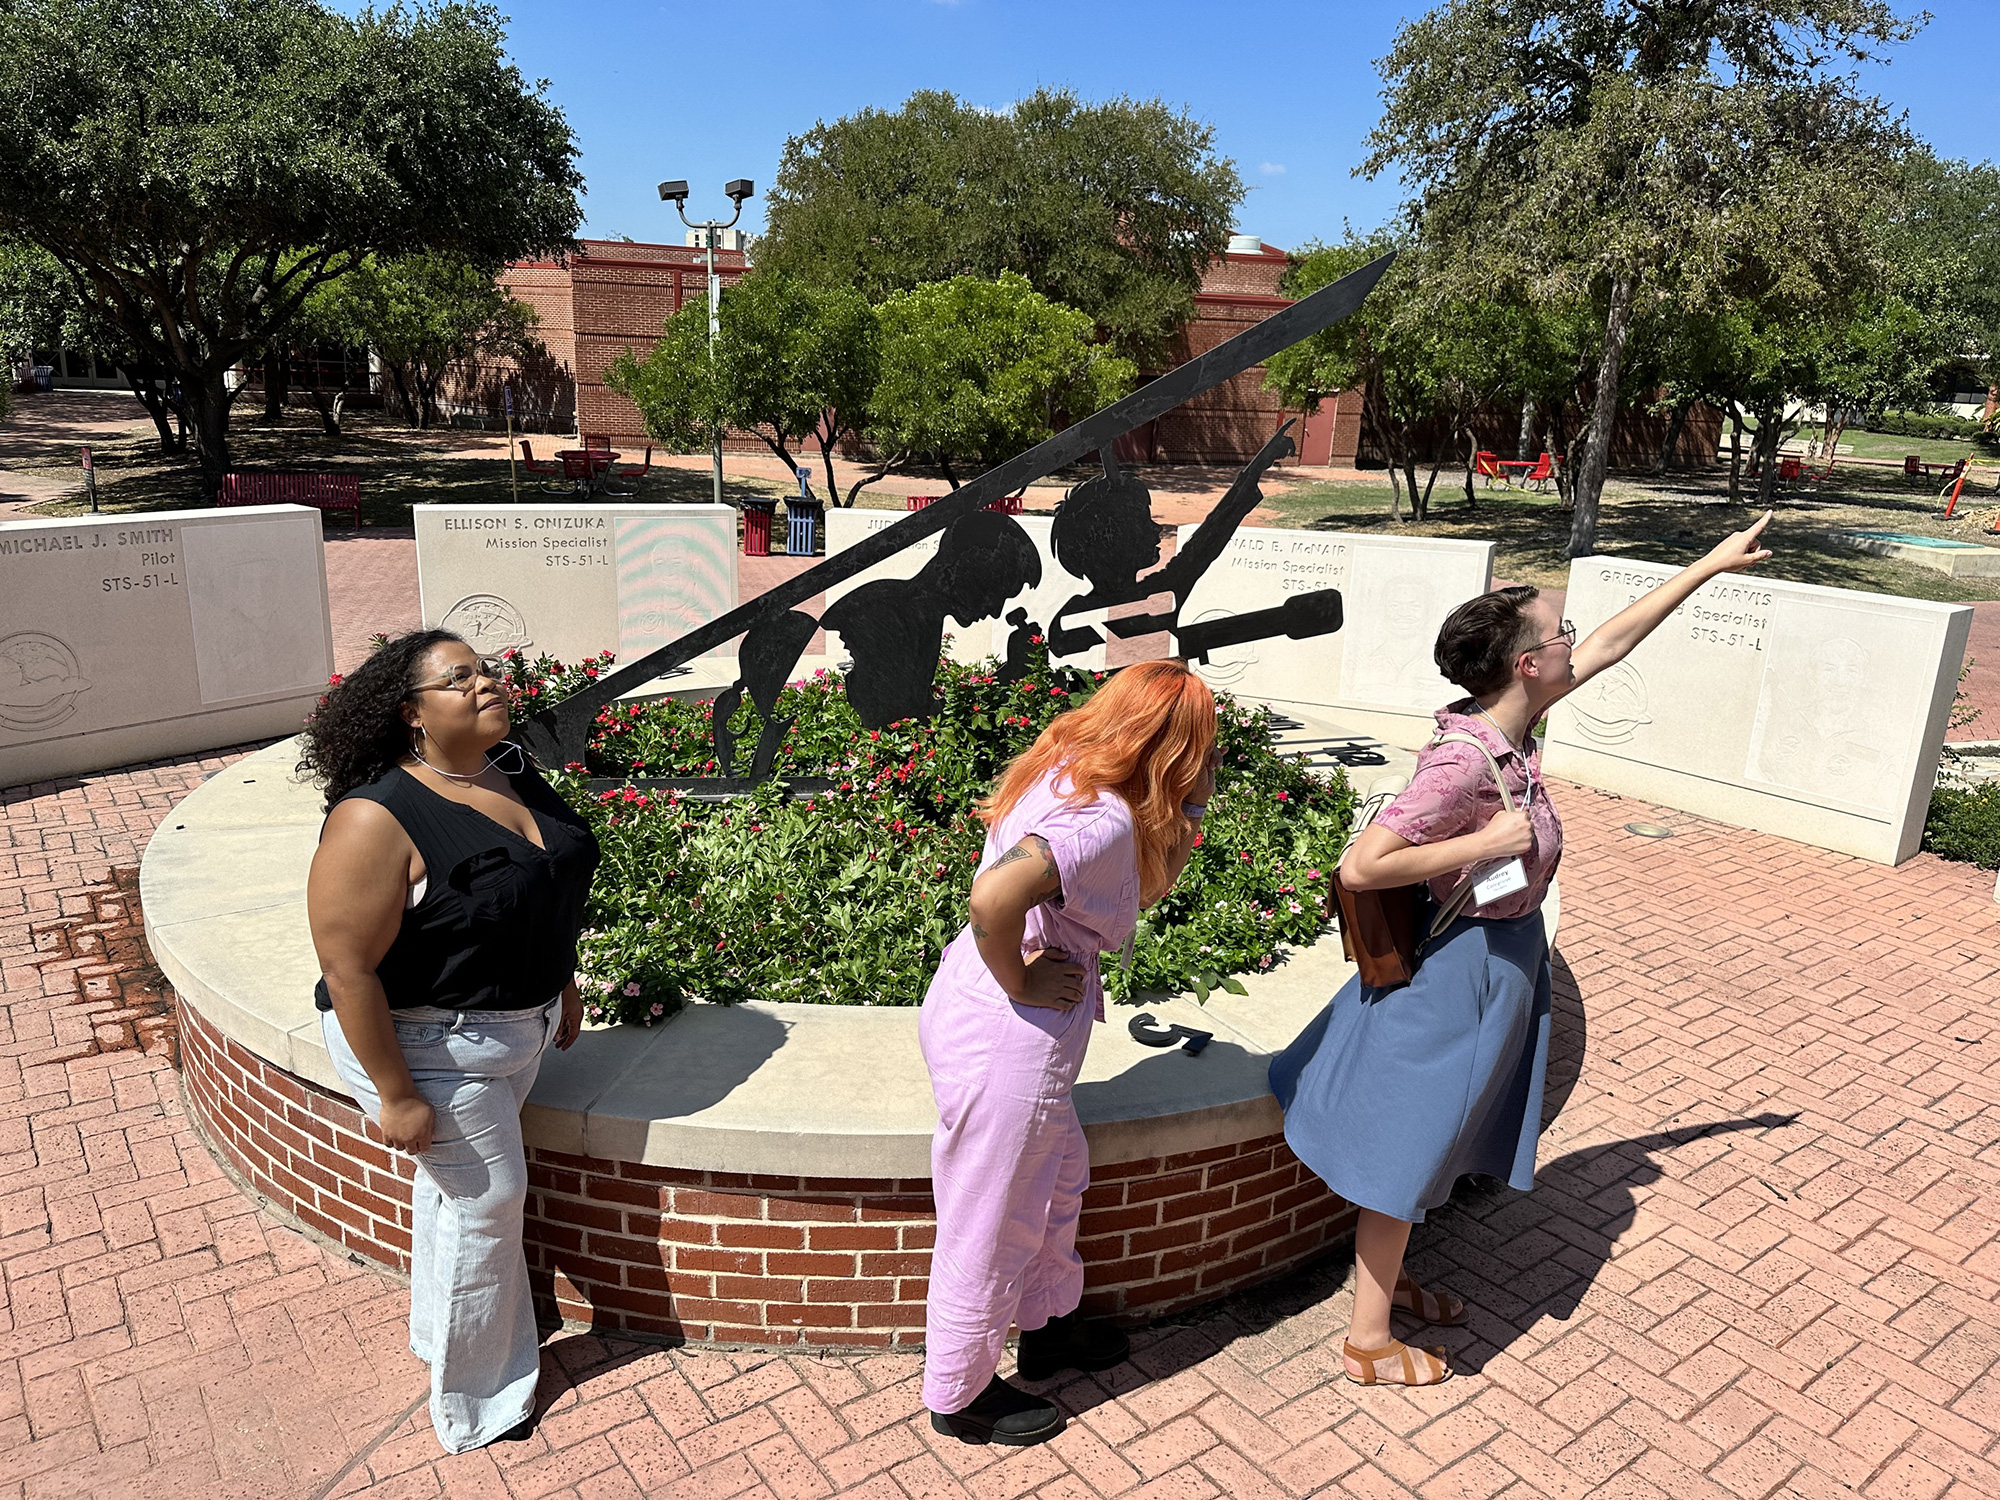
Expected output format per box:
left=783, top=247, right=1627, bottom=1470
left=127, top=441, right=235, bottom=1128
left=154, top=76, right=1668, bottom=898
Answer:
left=146, top=737, right=1558, bottom=1349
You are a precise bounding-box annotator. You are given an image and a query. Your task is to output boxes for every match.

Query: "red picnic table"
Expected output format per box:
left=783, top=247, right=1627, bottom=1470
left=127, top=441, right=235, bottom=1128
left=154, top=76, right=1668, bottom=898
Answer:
left=556, top=448, right=620, bottom=495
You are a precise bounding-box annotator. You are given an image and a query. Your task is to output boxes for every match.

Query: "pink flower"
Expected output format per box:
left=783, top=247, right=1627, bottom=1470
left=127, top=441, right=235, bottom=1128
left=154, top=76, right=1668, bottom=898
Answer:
left=1305, top=868, right=1321, bottom=881
left=623, top=981, right=642, bottom=996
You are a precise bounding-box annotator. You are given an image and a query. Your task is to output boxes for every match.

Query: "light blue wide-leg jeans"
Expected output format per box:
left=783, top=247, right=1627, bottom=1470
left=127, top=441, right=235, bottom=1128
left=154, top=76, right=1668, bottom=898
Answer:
left=323, top=998, right=557, bottom=1453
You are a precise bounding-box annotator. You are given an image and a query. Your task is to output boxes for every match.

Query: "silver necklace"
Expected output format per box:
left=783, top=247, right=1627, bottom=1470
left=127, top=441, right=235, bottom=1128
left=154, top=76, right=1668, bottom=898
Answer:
left=409, top=736, right=525, bottom=783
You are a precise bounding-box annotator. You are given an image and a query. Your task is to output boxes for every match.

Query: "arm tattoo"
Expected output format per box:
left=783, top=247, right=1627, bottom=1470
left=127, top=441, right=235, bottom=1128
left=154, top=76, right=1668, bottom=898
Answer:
left=990, top=835, right=1064, bottom=900
left=971, top=921, right=989, bottom=941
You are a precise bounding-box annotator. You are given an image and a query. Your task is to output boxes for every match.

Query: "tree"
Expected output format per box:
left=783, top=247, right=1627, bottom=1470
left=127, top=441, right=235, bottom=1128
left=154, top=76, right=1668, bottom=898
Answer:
left=758, top=89, right=1242, bottom=365
left=0, top=237, right=191, bottom=453
left=1895, top=153, right=2000, bottom=397
left=861, top=274, right=1135, bottom=502
left=311, top=252, right=541, bottom=430
left=1364, top=0, right=1918, bottom=554
left=0, top=0, right=581, bottom=493
left=1267, top=235, right=1524, bottom=521
left=606, top=271, right=879, bottom=503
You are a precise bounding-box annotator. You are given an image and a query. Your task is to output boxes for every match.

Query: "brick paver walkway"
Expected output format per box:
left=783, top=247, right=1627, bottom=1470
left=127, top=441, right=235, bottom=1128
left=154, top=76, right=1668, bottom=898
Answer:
left=5, top=736, right=1999, bottom=1499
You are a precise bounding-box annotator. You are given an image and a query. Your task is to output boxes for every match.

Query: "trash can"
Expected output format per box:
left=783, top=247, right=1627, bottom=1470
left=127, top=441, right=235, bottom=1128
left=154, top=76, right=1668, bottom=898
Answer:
left=31, top=365, right=53, bottom=392
left=786, top=501, right=825, bottom=556
left=742, top=499, right=778, bottom=557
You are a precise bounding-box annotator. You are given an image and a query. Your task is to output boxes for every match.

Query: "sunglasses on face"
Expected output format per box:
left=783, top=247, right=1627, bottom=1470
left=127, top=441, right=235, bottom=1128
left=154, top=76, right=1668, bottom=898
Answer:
left=410, top=657, right=510, bottom=695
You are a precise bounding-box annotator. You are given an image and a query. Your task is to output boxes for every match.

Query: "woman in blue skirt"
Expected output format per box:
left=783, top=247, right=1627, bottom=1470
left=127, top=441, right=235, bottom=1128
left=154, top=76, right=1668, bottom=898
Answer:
left=1271, top=514, right=1774, bottom=1386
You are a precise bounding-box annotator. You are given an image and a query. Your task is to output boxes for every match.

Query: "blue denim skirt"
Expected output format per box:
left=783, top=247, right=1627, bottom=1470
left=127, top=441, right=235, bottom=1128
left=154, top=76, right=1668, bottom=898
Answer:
left=1269, top=908, right=1551, bottom=1223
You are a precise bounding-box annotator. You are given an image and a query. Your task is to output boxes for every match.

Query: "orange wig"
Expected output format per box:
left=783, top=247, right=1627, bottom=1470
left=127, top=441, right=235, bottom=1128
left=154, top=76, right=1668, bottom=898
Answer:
left=981, top=660, right=1217, bottom=902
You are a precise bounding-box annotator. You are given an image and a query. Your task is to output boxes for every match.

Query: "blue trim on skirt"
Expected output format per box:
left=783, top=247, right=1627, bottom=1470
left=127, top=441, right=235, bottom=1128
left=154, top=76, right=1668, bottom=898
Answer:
left=1269, top=908, right=1552, bottom=1223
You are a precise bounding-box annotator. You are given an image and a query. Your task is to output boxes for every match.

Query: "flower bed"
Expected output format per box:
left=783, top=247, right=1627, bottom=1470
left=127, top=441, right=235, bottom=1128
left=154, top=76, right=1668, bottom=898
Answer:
left=497, top=646, right=1355, bottom=1024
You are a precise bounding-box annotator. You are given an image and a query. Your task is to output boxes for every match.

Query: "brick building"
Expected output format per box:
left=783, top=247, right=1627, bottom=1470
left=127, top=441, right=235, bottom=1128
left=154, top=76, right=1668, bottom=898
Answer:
left=505, top=235, right=1716, bottom=471
left=500, top=238, right=749, bottom=444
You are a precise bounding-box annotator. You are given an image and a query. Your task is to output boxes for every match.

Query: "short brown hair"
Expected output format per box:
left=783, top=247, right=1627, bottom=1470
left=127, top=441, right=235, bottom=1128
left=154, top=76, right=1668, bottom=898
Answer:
left=1433, top=586, right=1540, bottom=697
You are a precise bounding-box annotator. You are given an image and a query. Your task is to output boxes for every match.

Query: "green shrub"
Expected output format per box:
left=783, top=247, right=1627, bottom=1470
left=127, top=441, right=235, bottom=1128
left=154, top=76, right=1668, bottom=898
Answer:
left=495, top=643, right=1353, bottom=1024
left=1866, top=410, right=1989, bottom=442
left=1924, top=780, right=2000, bottom=869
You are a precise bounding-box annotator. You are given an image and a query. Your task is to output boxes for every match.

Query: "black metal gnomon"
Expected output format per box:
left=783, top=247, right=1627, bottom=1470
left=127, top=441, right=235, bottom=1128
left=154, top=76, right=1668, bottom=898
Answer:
left=511, top=254, right=1395, bottom=792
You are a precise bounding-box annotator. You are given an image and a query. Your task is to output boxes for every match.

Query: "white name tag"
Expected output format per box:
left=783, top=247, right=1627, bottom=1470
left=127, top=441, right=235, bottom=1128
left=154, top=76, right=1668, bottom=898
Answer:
left=1470, top=857, right=1529, bottom=905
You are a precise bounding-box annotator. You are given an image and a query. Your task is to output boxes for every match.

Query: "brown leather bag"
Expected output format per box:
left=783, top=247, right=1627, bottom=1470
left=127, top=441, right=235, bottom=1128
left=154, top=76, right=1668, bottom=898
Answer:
left=1332, top=733, right=1516, bottom=990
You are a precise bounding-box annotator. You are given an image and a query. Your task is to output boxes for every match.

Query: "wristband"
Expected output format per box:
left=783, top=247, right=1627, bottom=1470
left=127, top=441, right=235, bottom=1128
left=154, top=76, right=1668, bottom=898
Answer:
left=1182, top=800, right=1207, bottom=819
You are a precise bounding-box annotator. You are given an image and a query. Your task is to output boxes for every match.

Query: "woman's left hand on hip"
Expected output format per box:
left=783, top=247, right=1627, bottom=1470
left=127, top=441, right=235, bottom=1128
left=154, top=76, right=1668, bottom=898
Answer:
left=555, top=983, right=583, bottom=1050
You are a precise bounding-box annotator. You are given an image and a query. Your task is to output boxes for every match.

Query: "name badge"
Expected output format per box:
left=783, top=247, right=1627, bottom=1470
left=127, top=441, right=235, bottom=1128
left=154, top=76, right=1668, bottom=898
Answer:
left=1471, top=857, right=1529, bottom=905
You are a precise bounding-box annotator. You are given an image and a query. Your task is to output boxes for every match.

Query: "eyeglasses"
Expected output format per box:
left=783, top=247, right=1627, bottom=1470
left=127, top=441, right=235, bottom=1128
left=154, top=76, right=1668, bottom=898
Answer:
left=1527, top=620, right=1576, bottom=653
left=410, top=657, right=509, bottom=695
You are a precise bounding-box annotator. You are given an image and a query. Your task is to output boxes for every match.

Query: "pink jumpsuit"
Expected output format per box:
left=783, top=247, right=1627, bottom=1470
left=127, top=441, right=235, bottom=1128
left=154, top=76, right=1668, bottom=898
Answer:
left=918, top=772, right=1140, bottom=1414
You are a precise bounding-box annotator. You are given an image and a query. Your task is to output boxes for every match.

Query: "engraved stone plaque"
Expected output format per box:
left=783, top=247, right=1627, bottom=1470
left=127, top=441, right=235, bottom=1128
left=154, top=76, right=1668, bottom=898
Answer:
left=1544, top=557, right=1971, bottom=864
left=414, top=504, right=737, bottom=670
left=1173, top=527, right=1495, bottom=747
left=0, top=505, right=333, bottom=787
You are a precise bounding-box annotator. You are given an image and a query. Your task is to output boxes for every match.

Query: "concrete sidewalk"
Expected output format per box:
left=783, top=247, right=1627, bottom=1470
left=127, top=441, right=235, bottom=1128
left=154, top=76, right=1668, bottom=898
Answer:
left=4, top=737, right=1998, bottom=1499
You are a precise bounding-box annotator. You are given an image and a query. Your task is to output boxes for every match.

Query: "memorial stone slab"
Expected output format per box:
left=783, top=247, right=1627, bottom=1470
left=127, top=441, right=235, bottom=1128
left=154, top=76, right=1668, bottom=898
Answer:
left=1174, top=527, right=1495, bottom=747
left=0, top=505, right=333, bottom=787
left=823, top=508, right=1103, bottom=670
left=415, top=504, right=737, bottom=671
left=1544, top=556, right=1971, bottom=864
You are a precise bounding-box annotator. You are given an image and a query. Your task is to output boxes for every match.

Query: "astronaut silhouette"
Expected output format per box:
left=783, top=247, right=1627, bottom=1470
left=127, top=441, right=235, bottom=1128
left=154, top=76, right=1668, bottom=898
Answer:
left=1046, top=423, right=1295, bottom=661
left=821, top=509, right=1043, bottom=728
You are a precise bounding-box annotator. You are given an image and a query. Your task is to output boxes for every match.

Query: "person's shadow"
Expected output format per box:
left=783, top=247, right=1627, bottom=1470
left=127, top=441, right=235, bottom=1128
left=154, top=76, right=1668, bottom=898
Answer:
left=1028, top=945, right=1803, bottom=1411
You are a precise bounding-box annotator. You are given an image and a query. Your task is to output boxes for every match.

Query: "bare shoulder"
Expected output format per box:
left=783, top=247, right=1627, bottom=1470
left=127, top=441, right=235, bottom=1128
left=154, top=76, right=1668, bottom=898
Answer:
left=318, top=796, right=413, bottom=862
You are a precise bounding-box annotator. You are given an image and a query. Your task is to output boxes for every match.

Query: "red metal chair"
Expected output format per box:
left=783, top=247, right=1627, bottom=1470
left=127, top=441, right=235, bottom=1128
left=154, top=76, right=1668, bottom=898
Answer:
left=1520, top=452, right=1556, bottom=492
left=603, top=446, right=653, bottom=497
left=1473, top=450, right=1502, bottom=487
left=560, top=450, right=595, bottom=494
left=1905, top=454, right=1924, bottom=481
left=519, top=440, right=573, bottom=493
left=582, top=434, right=612, bottom=451
left=1778, top=455, right=1802, bottom=484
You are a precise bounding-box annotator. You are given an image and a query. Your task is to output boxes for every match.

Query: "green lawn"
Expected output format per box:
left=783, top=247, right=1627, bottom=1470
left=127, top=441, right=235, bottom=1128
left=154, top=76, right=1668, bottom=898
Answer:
left=1264, top=463, right=2000, bottom=602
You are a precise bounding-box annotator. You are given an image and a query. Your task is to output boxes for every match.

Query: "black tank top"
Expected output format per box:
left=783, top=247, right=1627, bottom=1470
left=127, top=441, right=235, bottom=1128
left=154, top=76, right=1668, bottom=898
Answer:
left=313, top=752, right=601, bottom=1012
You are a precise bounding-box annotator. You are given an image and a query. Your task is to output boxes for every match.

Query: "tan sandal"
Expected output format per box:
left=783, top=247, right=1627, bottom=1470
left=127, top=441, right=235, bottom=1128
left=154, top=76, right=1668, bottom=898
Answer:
left=1343, top=1338, right=1451, bottom=1387
left=1393, top=1275, right=1468, bottom=1327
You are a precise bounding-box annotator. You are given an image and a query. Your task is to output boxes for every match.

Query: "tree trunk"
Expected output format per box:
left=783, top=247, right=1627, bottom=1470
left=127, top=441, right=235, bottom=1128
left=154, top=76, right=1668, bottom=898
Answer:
left=1546, top=403, right=1574, bottom=509
left=1753, top=402, right=1784, bottom=506
left=1652, top=397, right=1691, bottom=475
left=1517, top=394, right=1537, bottom=462
left=1403, top=455, right=1426, bottom=521
left=1727, top=404, right=1745, bottom=503
left=121, top=365, right=184, bottom=454
left=936, top=454, right=960, bottom=490
left=261, top=339, right=290, bottom=422
left=186, top=370, right=233, bottom=498
left=1463, top=431, right=1477, bottom=507
left=1567, top=275, right=1634, bottom=558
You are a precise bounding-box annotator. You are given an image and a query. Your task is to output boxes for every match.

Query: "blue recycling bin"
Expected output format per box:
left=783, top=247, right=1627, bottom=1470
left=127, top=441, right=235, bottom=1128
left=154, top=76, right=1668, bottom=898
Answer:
left=786, top=501, right=824, bottom=556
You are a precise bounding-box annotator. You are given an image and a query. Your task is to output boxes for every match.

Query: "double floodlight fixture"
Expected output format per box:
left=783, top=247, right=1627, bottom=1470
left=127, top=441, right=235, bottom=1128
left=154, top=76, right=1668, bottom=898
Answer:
left=656, top=178, right=755, bottom=209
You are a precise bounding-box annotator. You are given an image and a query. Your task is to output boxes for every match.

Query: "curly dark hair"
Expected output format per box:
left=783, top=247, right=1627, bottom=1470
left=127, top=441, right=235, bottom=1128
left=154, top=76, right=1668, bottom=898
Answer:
left=296, top=630, right=464, bottom=811
left=1433, top=585, right=1541, bottom=698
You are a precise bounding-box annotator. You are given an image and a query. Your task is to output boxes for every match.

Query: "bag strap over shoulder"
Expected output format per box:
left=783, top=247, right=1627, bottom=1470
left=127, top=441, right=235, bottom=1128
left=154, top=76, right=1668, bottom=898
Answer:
left=1422, top=731, right=1520, bottom=938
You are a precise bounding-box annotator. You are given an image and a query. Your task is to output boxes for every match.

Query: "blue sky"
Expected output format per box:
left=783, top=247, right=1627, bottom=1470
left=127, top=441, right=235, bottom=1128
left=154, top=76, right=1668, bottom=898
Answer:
left=485, top=0, right=1999, bottom=252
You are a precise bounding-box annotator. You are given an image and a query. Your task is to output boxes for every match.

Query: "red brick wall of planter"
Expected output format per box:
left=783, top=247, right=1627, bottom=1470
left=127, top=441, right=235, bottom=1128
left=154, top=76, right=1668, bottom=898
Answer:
left=179, top=997, right=1357, bottom=1350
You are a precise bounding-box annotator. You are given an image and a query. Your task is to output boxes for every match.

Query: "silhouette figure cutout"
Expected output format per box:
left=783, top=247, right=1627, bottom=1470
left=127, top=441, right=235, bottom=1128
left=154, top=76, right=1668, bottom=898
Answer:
left=1047, top=424, right=1314, bottom=661
left=712, top=608, right=820, bottom=779
left=821, top=509, right=1043, bottom=728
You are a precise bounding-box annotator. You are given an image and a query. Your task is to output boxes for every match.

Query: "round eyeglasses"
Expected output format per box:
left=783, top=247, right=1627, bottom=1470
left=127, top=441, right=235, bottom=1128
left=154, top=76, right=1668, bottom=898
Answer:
left=411, top=657, right=509, bottom=695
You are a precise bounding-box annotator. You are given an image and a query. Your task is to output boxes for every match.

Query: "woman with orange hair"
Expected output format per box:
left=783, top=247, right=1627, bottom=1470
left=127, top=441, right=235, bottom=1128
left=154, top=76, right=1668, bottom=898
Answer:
left=920, top=660, right=1219, bottom=1446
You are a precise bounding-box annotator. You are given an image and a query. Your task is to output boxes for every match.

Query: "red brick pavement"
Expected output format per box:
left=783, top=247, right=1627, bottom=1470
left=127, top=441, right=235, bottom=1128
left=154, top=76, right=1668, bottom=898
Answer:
left=5, top=747, right=2000, bottom=1498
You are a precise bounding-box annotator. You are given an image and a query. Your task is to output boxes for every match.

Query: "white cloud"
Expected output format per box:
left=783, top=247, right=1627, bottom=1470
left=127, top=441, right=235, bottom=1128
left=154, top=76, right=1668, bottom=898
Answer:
left=1259, top=162, right=1286, bottom=176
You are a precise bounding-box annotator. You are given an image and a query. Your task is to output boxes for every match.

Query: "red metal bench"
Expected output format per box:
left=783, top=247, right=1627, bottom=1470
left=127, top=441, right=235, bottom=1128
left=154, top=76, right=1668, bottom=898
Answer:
left=217, top=472, right=361, bottom=526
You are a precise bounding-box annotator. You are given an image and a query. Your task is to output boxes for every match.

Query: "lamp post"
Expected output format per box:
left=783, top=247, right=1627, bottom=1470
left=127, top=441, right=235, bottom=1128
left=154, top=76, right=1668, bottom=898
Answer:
left=658, top=177, right=754, bottom=508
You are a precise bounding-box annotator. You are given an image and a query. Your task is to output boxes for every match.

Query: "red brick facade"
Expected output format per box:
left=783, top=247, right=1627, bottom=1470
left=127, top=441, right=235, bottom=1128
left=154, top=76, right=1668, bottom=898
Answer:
left=177, top=993, right=1356, bottom=1350
left=500, top=239, right=748, bottom=448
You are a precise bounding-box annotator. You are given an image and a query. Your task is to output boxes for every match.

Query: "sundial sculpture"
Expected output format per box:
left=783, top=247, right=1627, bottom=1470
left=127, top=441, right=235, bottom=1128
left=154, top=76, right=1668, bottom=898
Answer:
left=513, top=254, right=1395, bottom=796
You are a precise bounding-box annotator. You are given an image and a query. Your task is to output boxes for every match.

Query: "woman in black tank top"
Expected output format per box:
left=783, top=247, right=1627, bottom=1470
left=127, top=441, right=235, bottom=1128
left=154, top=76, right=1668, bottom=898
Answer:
left=300, top=630, right=599, bottom=1452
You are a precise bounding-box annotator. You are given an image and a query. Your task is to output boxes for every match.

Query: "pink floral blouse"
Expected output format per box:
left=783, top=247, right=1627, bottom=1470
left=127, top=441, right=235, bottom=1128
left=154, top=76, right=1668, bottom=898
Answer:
left=1371, top=703, right=1563, bottom=920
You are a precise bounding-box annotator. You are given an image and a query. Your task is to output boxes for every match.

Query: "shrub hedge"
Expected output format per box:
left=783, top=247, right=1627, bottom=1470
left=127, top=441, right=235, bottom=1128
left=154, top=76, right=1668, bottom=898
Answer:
left=502, top=644, right=1354, bottom=1025
left=1924, top=778, right=2000, bottom=869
